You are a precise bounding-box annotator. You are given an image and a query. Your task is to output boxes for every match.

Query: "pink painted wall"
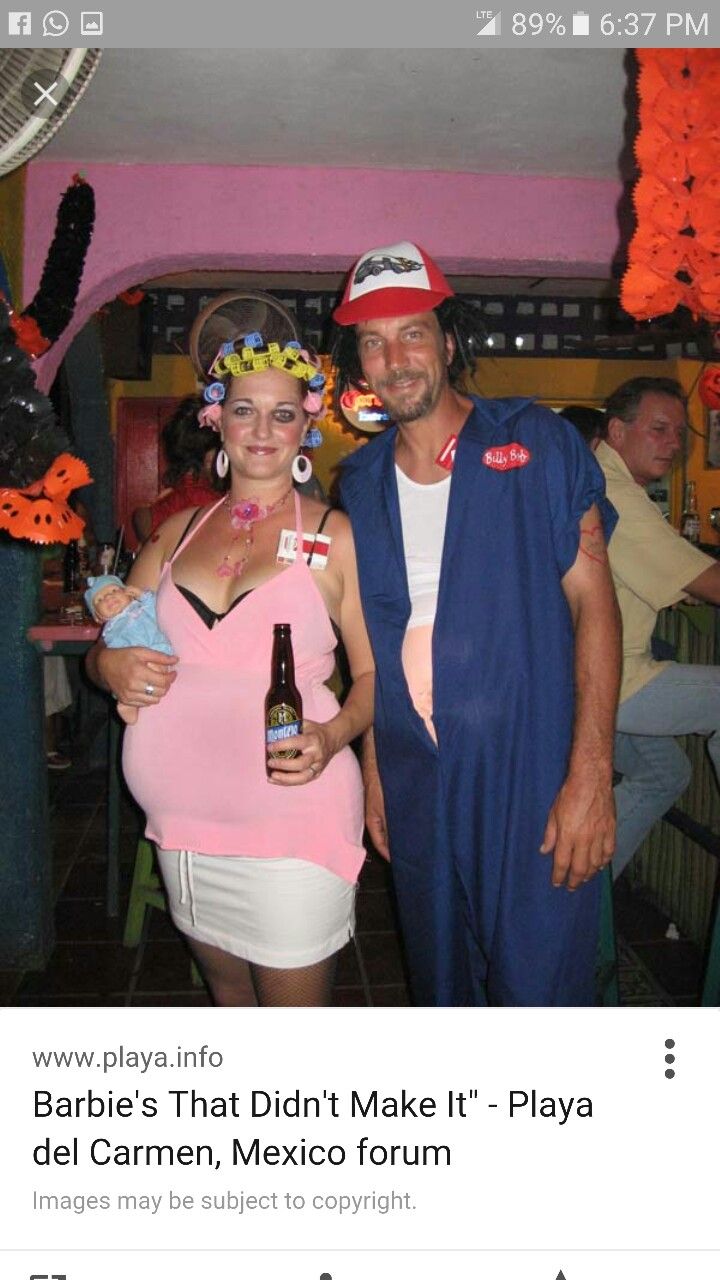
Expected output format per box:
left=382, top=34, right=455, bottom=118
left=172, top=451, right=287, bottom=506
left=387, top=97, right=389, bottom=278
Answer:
left=24, top=161, right=625, bottom=389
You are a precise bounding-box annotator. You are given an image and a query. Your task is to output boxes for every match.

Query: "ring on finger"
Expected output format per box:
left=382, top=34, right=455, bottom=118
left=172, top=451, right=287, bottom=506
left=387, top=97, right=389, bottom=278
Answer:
left=144, top=683, right=156, bottom=696
left=309, top=761, right=319, bottom=775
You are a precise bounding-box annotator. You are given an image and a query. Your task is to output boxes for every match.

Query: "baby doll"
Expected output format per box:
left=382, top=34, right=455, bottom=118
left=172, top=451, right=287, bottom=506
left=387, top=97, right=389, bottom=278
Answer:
left=84, top=575, right=173, bottom=724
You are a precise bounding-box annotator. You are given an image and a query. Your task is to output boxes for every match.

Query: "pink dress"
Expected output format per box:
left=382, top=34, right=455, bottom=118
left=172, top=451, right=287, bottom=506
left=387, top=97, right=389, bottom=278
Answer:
left=123, top=494, right=365, bottom=885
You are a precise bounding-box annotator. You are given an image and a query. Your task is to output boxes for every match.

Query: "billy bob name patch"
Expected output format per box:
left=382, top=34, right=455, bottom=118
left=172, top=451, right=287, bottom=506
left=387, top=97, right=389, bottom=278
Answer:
left=482, top=443, right=532, bottom=472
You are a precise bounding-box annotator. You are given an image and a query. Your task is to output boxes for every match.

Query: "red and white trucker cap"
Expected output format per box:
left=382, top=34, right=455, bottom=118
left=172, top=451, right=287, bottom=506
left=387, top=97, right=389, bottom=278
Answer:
left=333, top=242, right=454, bottom=325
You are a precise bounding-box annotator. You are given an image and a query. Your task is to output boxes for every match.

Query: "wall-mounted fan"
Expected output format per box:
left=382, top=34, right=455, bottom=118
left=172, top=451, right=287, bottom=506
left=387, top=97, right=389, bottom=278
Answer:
left=189, top=291, right=300, bottom=378
left=0, top=47, right=102, bottom=177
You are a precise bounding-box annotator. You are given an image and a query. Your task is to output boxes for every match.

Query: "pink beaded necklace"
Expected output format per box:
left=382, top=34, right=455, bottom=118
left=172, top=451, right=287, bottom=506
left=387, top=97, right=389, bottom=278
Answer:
left=217, top=487, right=292, bottom=579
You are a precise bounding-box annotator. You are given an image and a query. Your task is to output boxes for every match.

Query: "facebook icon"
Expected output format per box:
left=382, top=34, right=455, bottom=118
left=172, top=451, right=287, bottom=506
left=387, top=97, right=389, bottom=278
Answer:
left=9, top=11, right=32, bottom=33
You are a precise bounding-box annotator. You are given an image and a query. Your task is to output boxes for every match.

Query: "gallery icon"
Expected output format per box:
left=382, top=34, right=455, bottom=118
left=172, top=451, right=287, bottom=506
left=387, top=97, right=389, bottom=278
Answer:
left=42, top=9, right=69, bottom=36
left=8, top=11, right=32, bottom=34
left=81, top=10, right=103, bottom=34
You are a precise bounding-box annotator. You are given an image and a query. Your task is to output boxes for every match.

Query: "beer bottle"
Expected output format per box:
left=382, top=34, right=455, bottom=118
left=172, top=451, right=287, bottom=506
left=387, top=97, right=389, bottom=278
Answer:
left=63, top=539, right=80, bottom=593
left=680, top=480, right=700, bottom=545
left=265, top=623, right=303, bottom=774
left=77, top=533, right=90, bottom=581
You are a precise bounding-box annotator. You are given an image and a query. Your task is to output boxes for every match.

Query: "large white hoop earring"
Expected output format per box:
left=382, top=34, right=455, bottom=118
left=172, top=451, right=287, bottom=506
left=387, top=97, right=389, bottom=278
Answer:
left=215, top=447, right=229, bottom=479
left=291, top=452, right=313, bottom=484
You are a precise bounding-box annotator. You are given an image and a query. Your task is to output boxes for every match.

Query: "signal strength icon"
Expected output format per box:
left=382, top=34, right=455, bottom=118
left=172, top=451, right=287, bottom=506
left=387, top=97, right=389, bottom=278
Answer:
left=477, top=10, right=501, bottom=35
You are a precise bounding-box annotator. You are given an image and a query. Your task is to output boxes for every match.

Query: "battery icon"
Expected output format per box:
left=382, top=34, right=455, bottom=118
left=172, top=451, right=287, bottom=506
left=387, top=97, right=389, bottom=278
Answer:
left=572, top=11, right=590, bottom=34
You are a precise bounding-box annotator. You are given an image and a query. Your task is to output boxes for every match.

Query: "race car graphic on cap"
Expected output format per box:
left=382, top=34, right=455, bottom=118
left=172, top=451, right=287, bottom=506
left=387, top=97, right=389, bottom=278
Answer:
left=354, top=253, right=424, bottom=285
left=333, top=241, right=454, bottom=325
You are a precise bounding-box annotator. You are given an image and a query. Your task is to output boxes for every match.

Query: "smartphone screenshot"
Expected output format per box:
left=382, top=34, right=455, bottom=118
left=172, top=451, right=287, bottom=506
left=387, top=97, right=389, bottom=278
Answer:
left=1, top=3, right=718, bottom=1279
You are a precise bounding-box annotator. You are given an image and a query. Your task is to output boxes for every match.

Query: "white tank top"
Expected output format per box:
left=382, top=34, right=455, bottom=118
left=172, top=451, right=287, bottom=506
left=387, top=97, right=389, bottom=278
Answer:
left=396, top=465, right=451, bottom=630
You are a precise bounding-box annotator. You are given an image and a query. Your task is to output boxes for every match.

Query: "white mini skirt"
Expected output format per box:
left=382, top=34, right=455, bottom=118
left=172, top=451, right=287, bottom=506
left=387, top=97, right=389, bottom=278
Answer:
left=156, top=848, right=356, bottom=968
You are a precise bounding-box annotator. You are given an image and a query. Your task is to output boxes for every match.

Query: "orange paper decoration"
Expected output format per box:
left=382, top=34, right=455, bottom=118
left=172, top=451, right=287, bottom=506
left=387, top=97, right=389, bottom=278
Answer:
left=8, top=311, right=51, bottom=358
left=634, top=127, right=688, bottom=185
left=634, top=175, right=690, bottom=232
left=0, top=454, right=91, bottom=545
left=699, top=366, right=720, bottom=409
left=696, top=366, right=717, bottom=404
left=621, top=264, right=688, bottom=321
left=622, top=50, right=720, bottom=325
left=694, top=279, right=720, bottom=323
left=687, top=139, right=720, bottom=178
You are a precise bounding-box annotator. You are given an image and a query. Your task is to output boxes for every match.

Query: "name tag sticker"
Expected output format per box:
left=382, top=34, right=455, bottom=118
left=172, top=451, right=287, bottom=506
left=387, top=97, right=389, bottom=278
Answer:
left=435, top=435, right=458, bottom=471
left=482, top=443, right=532, bottom=471
left=276, top=529, right=331, bottom=569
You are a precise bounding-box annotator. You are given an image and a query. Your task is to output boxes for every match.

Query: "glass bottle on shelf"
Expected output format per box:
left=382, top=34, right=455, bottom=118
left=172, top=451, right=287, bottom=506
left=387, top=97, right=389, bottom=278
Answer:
left=62, top=540, right=80, bottom=593
left=61, top=540, right=85, bottom=622
left=77, top=533, right=90, bottom=580
left=680, top=481, right=700, bottom=545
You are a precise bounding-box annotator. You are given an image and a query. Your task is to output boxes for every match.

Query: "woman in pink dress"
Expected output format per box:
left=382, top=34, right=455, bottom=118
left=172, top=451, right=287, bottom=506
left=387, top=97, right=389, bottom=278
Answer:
left=87, top=336, right=374, bottom=1008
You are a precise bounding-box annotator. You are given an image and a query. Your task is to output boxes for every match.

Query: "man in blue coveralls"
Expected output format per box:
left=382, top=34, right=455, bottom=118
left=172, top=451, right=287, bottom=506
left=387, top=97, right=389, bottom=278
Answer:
left=333, top=241, right=622, bottom=1006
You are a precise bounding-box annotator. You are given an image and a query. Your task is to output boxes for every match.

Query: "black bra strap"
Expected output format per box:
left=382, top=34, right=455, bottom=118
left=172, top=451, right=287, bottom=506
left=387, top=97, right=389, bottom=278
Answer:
left=307, top=506, right=332, bottom=568
left=170, top=508, right=203, bottom=560
left=316, top=507, right=332, bottom=537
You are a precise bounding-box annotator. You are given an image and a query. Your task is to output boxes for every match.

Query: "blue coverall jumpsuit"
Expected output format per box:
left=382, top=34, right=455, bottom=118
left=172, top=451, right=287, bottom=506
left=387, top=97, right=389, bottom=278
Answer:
left=341, top=395, right=616, bottom=1006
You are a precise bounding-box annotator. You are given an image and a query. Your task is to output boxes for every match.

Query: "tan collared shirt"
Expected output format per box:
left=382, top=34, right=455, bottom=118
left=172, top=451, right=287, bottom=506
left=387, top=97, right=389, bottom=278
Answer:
left=597, top=441, right=715, bottom=703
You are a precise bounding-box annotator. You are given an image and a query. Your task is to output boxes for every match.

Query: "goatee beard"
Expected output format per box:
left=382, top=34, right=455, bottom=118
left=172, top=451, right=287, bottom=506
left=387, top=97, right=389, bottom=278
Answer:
left=382, top=382, right=434, bottom=424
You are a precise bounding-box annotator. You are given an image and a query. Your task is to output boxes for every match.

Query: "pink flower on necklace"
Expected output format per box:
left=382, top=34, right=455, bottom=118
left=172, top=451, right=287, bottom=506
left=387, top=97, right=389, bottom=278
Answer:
left=230, top=499, right=267, bottom=530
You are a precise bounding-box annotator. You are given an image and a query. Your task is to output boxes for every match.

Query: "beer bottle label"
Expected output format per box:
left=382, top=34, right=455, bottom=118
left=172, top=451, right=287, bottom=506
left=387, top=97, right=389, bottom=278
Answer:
left=266, top=703, right=301, bottom=757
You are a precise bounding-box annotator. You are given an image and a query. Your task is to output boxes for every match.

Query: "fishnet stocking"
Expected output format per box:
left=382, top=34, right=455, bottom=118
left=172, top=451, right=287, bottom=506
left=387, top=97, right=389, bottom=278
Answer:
left=250, top=957, right=337, bottom=1007
left=188, top=938, right=336, bottom=1007
left=188, top=939, right=257, bottom=1007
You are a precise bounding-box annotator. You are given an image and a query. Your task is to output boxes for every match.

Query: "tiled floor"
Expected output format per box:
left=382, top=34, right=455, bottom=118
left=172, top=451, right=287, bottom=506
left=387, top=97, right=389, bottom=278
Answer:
left=613, top=877, right=706, bottom=1006
left=0, top=745, right=707, bottom=1007
left=2, top=757, right=411, bottom=1008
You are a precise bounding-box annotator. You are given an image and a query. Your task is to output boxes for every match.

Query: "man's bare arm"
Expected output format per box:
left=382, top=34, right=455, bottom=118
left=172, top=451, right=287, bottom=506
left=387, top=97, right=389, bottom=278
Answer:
left=540, top=505, right=622, bottom=889
left=683, top=561, right=720, bottom=605
left=362, top=727, right=390, bottom=860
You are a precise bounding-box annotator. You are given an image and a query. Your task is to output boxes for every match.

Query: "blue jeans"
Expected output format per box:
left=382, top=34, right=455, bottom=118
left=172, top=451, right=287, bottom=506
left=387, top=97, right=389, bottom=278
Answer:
left=613, top=663, right=720, bottom=878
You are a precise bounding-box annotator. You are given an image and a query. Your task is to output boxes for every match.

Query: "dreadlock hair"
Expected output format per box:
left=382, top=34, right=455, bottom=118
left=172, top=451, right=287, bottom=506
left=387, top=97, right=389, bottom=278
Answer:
left=329, top=297, right=487, bottom=419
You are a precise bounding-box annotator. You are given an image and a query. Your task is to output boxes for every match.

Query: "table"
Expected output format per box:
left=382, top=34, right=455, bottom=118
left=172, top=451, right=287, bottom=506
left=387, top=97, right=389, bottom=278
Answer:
left=27, top=616, right=122, bottom=918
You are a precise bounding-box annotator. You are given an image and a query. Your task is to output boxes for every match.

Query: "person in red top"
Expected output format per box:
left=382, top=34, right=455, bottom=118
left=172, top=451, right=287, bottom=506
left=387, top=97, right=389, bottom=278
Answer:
left=133, top=398, right=219, bottom=543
